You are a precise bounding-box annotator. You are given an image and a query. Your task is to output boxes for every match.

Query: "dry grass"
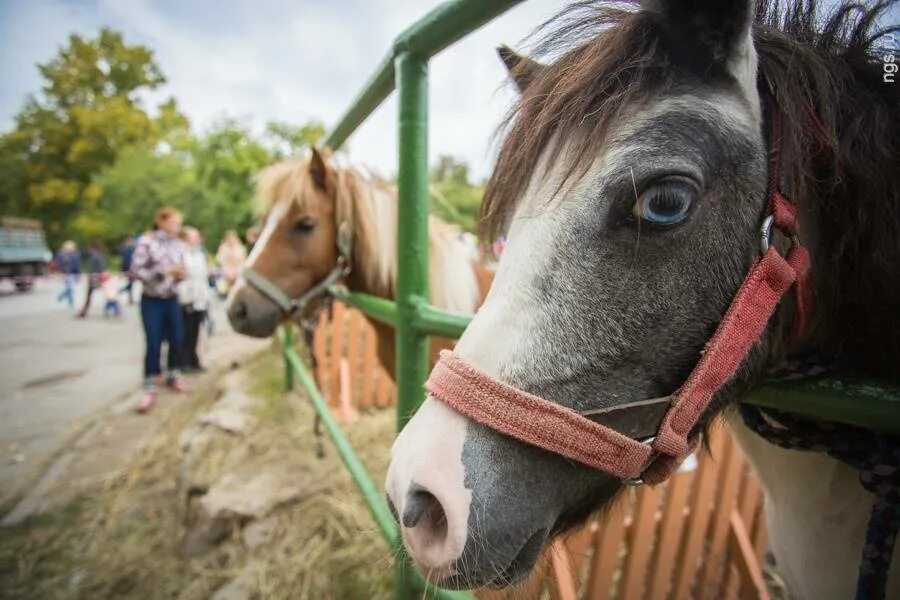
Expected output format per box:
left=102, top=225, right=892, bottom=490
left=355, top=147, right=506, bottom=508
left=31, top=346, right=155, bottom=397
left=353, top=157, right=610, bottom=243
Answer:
left=0, top=348, right=397, bottom=599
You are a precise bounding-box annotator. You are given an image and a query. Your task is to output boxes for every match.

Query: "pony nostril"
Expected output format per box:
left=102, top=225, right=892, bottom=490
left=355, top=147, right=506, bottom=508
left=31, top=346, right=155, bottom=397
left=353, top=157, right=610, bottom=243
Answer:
left=403, top=484, right=448, bottom=542
left=231, top=300, right=248, bottom=320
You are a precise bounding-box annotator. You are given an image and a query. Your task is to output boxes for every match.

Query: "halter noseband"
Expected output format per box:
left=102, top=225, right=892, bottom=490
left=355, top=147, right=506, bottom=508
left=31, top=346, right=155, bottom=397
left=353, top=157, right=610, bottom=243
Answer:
left=426, top=105, right=814, bottom=486
left=241, top=221, right=354, bottom=318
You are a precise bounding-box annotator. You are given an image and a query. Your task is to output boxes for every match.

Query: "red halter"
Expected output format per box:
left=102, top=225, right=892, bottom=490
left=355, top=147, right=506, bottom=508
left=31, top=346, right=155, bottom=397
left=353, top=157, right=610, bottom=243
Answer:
left=426, top=108, right=814, bottom=485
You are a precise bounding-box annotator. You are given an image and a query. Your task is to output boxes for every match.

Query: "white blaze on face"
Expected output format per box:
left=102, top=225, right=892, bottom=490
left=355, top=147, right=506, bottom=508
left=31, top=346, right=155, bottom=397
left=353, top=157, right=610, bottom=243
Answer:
left=229, top=198, right=290, bottom=301
left=385, top=149, right=577, bottom=573
left=246, top=197, right=289, bottom=269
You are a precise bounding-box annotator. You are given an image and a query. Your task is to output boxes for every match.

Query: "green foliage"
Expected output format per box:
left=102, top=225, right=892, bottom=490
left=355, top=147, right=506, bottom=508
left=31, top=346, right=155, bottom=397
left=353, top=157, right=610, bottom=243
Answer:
left=0, top=28, right=181, bottom=245
left=91, top=145, right=207, bottom=240
left=265, top=120, right=325, bottom=159
left=0, top=26, right=483, bottom=250
left=186, top=119, right=272, bottom=245
left=429, top=155, right=483, bottom=233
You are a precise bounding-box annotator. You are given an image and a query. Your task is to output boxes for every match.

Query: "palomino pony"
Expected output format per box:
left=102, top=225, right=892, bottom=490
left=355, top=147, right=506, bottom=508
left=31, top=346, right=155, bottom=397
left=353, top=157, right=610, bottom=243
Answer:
left=226, top=149, right=492, bottom=376
left=386, top=0, right=899, bottom=597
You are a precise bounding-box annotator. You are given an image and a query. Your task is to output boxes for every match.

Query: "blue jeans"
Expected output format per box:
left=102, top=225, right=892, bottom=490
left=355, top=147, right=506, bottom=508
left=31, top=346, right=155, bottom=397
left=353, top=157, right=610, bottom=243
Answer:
left=57, top=274, right=77, bottom=307
left=140, top=295, right=184, bottom=377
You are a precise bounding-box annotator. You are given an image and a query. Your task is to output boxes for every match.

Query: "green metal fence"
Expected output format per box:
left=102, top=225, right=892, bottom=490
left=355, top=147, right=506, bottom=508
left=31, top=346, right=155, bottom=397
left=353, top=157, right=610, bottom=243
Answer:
left=279, top=2, right=527, bottom=597
left=277, top=0, right=900, bottom=597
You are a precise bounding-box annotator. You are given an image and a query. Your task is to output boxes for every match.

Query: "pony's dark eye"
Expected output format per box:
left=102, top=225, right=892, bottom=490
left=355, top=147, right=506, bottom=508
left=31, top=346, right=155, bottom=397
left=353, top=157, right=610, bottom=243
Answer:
left=633, top=179, right=696, bottom=226
left=294, top=217, right=317, bottom=234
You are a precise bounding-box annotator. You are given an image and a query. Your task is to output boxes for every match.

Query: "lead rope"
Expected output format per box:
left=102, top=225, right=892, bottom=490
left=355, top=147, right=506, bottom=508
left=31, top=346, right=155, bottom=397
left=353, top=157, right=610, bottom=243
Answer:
left=740, top=404, right=900, bottom=600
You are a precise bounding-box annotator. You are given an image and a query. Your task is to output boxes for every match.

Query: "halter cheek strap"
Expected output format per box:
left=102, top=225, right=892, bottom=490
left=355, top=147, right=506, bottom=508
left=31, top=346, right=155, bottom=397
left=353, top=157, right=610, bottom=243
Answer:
left=241, top=221, right=354, bottom=317
left=426, top=107, right=814, bottom=485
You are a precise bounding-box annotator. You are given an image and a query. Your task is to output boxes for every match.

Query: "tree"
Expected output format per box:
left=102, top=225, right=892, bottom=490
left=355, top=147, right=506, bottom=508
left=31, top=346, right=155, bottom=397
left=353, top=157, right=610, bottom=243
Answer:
left=429, top=155, right=483, bottom=233
left=188, top=119, right=272, bottom=245
left=91, top=145, right=208, bottom=241
left=0, top=28, right=186, bottom=245
left=265, top=120, right=325, bottom=159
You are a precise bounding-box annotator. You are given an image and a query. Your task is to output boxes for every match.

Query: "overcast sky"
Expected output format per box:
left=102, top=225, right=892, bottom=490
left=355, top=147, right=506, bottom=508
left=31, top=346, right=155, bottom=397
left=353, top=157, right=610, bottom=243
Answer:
left=0, top=0, right=564, bottom=180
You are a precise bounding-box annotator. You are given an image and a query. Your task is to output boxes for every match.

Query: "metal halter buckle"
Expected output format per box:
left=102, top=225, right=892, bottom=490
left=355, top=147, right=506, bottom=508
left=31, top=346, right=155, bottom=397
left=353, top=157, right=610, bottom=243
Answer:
left=760, top=214, right=800, bottom=256
left=625, top=436, right=656, bottom=487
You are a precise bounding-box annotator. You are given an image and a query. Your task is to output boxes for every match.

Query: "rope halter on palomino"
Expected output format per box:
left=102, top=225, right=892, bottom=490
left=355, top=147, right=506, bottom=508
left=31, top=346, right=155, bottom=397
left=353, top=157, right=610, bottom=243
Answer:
left=241, top=221, right=354, bottom=319
left=427, top=105, right=812, bottom=486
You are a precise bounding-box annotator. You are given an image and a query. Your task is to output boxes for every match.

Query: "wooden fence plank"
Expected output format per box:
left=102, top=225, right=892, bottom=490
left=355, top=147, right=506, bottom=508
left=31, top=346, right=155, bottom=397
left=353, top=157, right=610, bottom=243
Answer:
left=699, top=433, right=745, bottom=597
left=585, top=498, right=628, bottom=598
left=361, top=320, right=376, bottom=408
left=671, top=433, right=724, bottom=600
left=619, top=485, right=661, bottom=599
left=376, top=369, right=390, bottom=408
left=724, top=466, right=759, bottom=599
left=345, top=310, right=362, bottom=406
left=564, top=525, right=596, bottom=578
left=550, top=540, right=580, bottom=600
left=328, top=302, right=345, bottom=407
left=729, top=510, right=770, bottom=600
left=646, top=471, right=693, bottom=599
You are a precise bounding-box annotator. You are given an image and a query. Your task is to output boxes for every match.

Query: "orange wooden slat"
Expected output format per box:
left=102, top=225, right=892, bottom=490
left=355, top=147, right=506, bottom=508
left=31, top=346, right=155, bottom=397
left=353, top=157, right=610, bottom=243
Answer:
left=564, top=524, right=596, bottom=578
left=345, top=309, right=361, bottom=407
left=360, top=321, right=376, bottom=408
left=728, top=510, right=770, bottom=600
left=585, top=497, right=628, bottom=599
left=646, top=471, right=693, bottom=599
left=313, top=309, right=329, bottom=395
left=700, top=433, right=745, bottom=598
left=749, top=486, right=768, bottom=564
left=328, top=302, right=345, bottom=407
left=376, top=369, right=389, bottom=408
left=724, top=465, right=759, bottom=598
left=724, top=564, right=741, bottom=600
left=549, top=539, right=579, bottom=600
left=671, top=432, right=724, bottom=600
left=619, top=485, right=662, bottom=599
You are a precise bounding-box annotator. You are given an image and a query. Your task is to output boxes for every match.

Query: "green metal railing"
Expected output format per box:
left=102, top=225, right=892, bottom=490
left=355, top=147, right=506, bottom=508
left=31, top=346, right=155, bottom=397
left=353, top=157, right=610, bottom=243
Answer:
left=277, top=0, right=900, bottom=597
left=279, top=2, right=528, bottom=597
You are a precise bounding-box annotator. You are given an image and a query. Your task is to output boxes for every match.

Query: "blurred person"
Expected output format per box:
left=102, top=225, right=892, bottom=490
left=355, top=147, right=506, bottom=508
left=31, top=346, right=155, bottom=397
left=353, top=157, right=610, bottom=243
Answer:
left=76, top=239, right=106, bottom=318
left=131, top=206, right=189, bottom=413
left=55, top=240, right=80, bottom=308
left=178, top=226, right=211, bottom=373
left=215, top=230, right=246, bottom=295
left=118, top=236, right=137, bottom=304
left=100, top=272, right=122, bottom=318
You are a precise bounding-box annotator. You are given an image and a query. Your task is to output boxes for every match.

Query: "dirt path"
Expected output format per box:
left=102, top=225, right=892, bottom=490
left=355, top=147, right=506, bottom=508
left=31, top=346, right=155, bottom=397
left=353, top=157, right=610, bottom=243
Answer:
left=0, top=278, right=268, bottom=523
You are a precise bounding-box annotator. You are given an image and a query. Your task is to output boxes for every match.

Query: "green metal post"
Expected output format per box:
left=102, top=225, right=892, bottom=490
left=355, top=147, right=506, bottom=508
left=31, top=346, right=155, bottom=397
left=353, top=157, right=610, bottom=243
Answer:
left=394, top=51, right=431, bottom=432
left=282, top=325, right=295, bottom=391
left=393, top=50, right=430, bottom=600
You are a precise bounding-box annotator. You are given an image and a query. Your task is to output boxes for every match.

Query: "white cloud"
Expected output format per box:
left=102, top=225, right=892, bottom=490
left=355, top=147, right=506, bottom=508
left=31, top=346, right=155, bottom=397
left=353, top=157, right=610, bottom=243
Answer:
left=0, top=0, right=561, bottom=178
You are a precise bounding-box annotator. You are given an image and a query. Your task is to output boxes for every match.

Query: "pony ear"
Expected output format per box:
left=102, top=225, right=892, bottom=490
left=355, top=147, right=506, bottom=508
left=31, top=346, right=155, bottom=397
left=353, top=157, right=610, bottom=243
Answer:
left=309, top=147, right=332, bottom=191
left=497, top=45, right=544, bottom=93
left=647, top=0, right=756, bottom=78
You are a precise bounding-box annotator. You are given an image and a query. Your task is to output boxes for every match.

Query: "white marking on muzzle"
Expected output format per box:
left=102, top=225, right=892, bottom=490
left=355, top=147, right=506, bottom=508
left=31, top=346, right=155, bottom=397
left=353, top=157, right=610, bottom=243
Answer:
left=386, top=397, right=472, bottom=576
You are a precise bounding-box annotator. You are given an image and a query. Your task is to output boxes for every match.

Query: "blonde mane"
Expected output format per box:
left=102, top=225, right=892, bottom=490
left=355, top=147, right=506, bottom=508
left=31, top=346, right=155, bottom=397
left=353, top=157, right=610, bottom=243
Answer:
left=253, top=158, right=480, bottom=313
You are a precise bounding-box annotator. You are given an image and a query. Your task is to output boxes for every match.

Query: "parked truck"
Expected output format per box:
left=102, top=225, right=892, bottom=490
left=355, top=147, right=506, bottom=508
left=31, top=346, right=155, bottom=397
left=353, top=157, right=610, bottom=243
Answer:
left=0, top=217, right=52, bottom=291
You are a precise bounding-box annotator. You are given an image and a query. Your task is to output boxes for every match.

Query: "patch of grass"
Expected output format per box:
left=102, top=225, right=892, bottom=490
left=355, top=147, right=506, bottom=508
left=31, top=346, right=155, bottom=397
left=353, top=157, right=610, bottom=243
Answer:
left=0, top=496, right=86, bottom=599
left=249, top=347, right=292, bottom=424
left=1, top=349, right=403, bottom=599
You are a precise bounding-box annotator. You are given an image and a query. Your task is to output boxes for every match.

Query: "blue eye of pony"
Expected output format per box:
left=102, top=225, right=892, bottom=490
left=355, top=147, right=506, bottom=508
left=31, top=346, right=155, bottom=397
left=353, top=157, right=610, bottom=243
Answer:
left=633, top=179, right=696, bottom=226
